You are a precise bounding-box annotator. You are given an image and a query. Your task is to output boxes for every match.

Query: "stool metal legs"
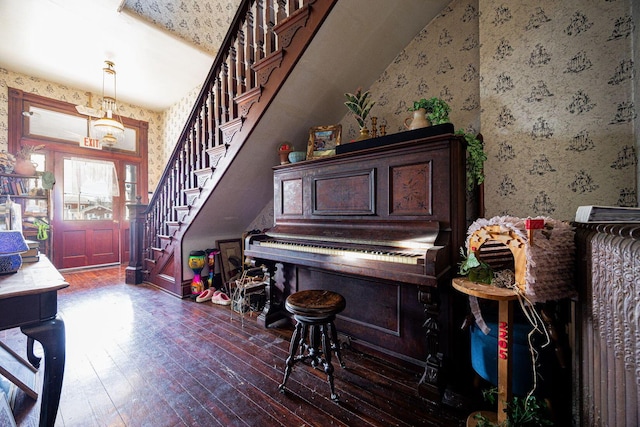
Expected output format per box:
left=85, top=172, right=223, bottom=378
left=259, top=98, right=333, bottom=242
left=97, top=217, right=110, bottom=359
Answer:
left=279, top=317, right=343, bottom=401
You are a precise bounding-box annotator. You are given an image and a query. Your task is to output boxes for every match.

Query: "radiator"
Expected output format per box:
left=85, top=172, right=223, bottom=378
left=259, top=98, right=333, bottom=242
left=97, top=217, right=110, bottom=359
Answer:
left=574, top=223, right=640, bottom=427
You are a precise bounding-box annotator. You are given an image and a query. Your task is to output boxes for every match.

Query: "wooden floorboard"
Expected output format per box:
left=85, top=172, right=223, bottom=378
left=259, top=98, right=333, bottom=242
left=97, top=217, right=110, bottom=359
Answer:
left=2, top=265, right=467, bottom=427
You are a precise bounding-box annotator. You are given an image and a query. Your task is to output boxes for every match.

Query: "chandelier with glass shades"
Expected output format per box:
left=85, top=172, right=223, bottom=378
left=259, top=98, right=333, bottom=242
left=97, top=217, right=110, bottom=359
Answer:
left=92, top=60, right=124, bottom=146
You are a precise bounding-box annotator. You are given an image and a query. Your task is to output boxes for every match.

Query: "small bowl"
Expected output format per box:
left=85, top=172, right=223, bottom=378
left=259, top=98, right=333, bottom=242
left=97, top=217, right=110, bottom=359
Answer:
left=288, top=151, right=306, bottom=163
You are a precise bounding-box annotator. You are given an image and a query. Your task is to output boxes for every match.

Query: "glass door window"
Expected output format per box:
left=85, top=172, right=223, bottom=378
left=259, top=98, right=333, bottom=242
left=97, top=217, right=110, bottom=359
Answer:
left=63, top=158, right=119, bottom=221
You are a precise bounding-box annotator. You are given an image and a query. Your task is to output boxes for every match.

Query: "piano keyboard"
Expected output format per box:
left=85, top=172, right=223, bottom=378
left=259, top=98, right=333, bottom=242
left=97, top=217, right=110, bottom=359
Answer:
left=258, top=240, right=423, bottom=264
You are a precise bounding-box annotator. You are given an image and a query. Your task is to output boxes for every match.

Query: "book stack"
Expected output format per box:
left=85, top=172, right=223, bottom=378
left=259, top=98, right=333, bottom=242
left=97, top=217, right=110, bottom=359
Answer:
left=22, top=239, right=40, bottom=263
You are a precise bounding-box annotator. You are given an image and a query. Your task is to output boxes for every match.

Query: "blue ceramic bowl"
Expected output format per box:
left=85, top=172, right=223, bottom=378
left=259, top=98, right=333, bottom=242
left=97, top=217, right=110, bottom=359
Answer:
left=288, top=151, right=306, bottom=163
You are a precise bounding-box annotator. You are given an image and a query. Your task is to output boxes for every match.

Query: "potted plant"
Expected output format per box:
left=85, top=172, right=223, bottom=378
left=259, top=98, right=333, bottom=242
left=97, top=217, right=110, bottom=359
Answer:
left=407, top=97, right=451, bottom=126
left=344, top=88, right=376, bottom=140
left=13, top=144, right=45, bottom=176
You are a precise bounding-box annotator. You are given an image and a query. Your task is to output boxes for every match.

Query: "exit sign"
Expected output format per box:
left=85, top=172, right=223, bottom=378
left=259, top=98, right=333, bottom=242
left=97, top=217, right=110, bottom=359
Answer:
left=82, top=137, right=102, bottom=150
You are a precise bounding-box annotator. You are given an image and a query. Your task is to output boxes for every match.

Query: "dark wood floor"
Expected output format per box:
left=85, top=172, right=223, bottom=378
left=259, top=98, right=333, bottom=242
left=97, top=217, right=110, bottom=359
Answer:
left=1, top=265, right=468, bottom=427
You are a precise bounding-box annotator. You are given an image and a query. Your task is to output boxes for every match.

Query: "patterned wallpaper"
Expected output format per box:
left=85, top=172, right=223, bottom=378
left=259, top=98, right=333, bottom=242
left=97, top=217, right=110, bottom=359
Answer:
left=335, top=0, right=636, bottom=222
left=479, top=0, right=636, bottom=221
left=122, top=0, right=242, bottom=55
left=0, top=67, right=165, bottom=190
left=338, top=0, right=480, bottom=142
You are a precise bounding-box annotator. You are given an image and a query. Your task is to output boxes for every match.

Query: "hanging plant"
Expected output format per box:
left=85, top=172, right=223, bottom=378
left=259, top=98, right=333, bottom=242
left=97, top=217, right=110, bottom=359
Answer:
left=456, top=130, right=486, bottom=191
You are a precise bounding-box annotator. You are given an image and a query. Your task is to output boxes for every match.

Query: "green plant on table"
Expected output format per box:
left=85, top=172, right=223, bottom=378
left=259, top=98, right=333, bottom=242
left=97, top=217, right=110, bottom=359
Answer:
left=408, top=97, right=451, bottom=125
left=458, top=247, right=493, bottom=284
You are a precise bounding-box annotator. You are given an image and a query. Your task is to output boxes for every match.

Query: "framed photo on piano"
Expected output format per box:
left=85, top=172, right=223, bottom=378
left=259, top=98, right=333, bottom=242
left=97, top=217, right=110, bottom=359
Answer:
left=217, top=238, right=243, bottom=284
left=307, top=125, right=341, bottom=160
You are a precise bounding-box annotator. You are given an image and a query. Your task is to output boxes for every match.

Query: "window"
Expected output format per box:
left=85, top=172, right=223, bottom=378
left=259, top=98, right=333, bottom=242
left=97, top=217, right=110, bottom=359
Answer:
left=63, top=158, right=119, bottom=221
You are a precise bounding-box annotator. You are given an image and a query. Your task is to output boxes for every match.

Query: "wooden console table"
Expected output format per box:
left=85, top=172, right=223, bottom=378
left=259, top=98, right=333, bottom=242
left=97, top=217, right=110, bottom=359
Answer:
left=0, top=257, right=68, bottom=427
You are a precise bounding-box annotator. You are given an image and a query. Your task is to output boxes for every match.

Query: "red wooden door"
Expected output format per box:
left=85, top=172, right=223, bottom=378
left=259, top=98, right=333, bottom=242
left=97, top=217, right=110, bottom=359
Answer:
left=52, top=153, right=122, bottom=268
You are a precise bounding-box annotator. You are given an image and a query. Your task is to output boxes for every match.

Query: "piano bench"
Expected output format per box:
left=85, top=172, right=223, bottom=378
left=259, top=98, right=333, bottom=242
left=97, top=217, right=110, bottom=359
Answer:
left=278, top=290, right=346, bottom=401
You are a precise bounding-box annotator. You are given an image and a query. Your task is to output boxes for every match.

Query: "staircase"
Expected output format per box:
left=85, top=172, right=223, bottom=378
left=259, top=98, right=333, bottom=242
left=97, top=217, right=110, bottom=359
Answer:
left=135, top=0, right=451, bottom=297
left=135, top=0, right=337, bottom=297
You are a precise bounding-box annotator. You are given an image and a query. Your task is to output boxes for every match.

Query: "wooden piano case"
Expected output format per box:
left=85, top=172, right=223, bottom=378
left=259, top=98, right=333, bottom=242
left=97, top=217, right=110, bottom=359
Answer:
left=245, top=130, right=469, bottom=401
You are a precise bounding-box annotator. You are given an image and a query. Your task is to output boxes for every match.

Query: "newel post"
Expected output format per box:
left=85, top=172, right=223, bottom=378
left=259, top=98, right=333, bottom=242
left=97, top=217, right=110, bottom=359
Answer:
left=126, top=196, right=148, bottom=284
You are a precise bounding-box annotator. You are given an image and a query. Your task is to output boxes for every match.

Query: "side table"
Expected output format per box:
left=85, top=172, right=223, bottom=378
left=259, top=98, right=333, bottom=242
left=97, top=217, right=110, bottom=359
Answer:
left=0, top=257, right=69, bottom=427
left=452, top=277, right=519, bottom=426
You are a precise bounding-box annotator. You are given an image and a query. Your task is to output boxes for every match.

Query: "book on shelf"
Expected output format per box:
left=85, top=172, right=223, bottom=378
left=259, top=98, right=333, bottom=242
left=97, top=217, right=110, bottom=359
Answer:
left=25, top=239, right=39, bottom=249
left=575, top=205, right=640, bottom=223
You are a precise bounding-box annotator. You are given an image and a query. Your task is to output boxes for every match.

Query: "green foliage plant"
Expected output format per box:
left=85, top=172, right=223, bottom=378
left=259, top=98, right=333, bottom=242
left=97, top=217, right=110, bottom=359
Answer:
left=456, top=130, right=487, bottom=191
left=344, top=88, right=376, bottom=129
left=408, top=97, right=451, bottom=125
left=475, top=388, right=553, bottom=427
left=458, top=247, right=493, bottom=284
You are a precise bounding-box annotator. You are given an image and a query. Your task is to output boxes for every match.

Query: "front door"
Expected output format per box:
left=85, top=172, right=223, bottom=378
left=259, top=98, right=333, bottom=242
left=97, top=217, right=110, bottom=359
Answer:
left=52, top=153, right=122, bottom=268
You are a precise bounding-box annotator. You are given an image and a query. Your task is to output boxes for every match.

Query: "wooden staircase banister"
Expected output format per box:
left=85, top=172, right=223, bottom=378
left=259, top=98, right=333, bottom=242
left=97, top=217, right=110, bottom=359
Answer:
left=138, top=0, right=337, bottom=296
left=148, top=0, right=255, bottom=210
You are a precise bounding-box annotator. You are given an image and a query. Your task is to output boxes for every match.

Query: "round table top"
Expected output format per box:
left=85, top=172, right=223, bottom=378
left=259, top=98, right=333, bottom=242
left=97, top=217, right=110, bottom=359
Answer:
left=285, top=290, right=346, bottom=316
left=452, top=277, right=519, bottom=301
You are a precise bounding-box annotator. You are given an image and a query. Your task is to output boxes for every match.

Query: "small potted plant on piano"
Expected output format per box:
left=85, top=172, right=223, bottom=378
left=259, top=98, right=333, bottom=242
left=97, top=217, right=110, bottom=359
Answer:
left=406, top=97, right=451, bottom=130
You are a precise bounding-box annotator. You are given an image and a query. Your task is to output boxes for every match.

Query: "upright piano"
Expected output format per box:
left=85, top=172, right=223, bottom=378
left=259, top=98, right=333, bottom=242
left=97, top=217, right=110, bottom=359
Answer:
left=245, top=126, right=470, bottom=401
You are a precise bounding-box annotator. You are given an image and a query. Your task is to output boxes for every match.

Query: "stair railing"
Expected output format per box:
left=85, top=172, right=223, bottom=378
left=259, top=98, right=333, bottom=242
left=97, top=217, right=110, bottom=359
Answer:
left=142, top=0, right=313, bottom=265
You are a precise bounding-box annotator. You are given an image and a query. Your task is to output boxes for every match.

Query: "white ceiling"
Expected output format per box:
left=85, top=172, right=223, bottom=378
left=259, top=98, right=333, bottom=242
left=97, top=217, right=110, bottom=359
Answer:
left=0, top=0, right=219, bottom=111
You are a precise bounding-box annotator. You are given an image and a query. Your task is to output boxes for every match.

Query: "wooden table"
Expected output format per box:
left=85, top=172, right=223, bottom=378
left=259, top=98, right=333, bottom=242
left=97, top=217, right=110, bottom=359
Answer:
left=0, top=257, right=69, bottom=427
left=452, top=277, right=519, bottom=427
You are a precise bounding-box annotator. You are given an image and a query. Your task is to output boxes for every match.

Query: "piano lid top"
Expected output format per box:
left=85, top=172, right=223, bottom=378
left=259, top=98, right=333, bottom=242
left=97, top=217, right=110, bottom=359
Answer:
left=335, top=123, right=455, bottom=155
left=266, top=220, right=440, bottom=250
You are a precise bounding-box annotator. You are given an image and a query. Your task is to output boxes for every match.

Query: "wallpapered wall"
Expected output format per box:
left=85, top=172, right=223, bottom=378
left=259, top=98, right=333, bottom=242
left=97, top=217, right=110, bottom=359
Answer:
left=338, top=0, right=480, bottom=142
left=479, top=0, right=636, bottom=220
left=334, top=0, right=636, bottom=222
left=122, top=0, right=241, bottom=55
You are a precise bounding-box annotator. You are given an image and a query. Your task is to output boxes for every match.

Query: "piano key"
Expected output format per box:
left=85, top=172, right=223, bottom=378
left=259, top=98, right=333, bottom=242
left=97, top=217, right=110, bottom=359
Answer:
left=259, top=240, right=423, bottom=264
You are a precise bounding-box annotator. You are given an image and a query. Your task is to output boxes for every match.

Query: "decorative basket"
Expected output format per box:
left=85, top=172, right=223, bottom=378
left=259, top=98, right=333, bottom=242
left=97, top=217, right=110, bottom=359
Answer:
left=466, top=216, right=576, bottom=303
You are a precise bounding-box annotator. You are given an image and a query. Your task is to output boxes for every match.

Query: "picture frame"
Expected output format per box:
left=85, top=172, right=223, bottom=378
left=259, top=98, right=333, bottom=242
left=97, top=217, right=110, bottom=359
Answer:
left=307, top=125, right=342, bottom=160
left=216, top=238, right=243, bottom=284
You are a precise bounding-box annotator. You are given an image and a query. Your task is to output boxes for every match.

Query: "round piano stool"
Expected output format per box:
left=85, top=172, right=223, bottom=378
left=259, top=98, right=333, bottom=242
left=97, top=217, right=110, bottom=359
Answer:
left=278, top=290, right=346, bottom=401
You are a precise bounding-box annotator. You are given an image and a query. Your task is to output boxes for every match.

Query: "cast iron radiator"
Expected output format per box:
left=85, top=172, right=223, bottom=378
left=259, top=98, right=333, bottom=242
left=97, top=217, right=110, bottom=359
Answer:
left=574, top=223, right=640, bottom=427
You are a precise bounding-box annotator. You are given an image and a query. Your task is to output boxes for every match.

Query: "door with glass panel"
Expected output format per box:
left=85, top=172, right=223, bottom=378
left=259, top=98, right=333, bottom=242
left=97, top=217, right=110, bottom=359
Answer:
left=53, top=154, right=130, bottom=268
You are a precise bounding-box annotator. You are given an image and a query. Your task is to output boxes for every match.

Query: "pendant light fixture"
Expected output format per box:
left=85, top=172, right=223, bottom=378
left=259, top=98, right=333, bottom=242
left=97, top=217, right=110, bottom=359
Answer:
left=92, top=60, right=124, bottom=145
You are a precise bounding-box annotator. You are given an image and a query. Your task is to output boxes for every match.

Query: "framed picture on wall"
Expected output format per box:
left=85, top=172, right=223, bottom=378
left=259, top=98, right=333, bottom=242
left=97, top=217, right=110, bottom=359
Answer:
left=306, top=125, right=342, bottom=160
left=216, top=239, right=243, bottom=284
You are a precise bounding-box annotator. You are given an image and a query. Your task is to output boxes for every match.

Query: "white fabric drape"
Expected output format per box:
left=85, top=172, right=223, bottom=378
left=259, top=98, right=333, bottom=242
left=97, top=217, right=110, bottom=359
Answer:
left=64, top=158, right=119, bottom=197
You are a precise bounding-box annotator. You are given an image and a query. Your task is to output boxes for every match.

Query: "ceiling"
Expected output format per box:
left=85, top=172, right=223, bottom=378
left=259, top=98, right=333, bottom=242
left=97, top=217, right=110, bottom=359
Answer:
left=0, top=0, right=240, bottom=111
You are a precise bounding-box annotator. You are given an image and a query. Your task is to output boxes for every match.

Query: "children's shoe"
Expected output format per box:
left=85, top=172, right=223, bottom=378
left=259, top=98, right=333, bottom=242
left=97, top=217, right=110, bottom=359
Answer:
left=196, top=288, right=214, bottom=303
left=212, top=290, right=232, bottom=306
